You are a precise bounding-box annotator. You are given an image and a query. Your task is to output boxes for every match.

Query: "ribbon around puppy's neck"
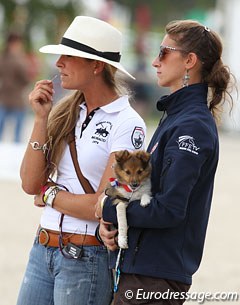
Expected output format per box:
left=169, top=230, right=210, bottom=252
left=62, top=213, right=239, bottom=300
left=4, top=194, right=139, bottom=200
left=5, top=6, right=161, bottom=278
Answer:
left=109, top=178, right=134, bottom=193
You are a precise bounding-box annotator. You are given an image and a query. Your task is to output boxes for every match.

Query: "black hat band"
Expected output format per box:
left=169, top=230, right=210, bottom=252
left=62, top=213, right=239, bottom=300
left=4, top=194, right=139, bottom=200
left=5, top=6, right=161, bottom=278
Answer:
left=61, top=37, right=121, bottom=62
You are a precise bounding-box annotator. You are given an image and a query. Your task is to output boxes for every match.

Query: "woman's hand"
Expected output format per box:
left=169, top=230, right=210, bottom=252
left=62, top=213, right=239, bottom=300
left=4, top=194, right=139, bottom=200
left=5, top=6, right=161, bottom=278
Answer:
left=34, top=193, right=45, bottom=207
left=29, top=79, right=54, bottom=119
left=99, top=219, right=118, bottom=251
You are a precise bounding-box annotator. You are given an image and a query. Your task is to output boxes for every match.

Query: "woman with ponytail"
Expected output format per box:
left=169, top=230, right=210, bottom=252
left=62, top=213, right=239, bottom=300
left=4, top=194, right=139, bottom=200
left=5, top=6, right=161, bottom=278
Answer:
left=164, top=20, right=233, bottom=122
left=97, top=20, right=235, bottom=304
left=17, top=16, right=146, bottom=305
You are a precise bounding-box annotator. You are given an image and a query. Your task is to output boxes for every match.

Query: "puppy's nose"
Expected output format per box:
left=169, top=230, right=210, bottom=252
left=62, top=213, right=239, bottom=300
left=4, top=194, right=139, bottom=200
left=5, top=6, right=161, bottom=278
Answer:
left=131, top=182, right=139, bottom=188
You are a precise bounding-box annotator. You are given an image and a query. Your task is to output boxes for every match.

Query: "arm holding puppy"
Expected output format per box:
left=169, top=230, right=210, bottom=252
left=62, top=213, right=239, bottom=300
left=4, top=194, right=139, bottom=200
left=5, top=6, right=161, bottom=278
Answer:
left=95, top=193, right=118, bottom=251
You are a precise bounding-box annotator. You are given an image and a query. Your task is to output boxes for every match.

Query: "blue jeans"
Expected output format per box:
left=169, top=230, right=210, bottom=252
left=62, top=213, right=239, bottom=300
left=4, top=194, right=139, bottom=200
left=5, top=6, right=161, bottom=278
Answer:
left=16, top=238, right=113, bottom=305
left=0, top=106, right=26, bottom=142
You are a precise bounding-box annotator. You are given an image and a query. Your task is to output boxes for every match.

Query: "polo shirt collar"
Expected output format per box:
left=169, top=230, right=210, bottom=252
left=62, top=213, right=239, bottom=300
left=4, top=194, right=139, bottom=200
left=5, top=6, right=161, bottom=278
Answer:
left=79, top=95, right=129, bottom=113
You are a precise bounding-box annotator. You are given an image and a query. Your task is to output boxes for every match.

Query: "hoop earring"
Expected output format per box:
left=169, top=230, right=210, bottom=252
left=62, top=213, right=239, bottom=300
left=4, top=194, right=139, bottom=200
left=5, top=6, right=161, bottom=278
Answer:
left=182, top=69, right=190, bottom=87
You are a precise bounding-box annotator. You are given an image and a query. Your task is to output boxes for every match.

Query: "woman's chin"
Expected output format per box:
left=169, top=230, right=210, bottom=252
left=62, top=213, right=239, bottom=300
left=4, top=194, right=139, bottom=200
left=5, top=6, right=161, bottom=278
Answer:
left=61, top=82, right=73, bottom=90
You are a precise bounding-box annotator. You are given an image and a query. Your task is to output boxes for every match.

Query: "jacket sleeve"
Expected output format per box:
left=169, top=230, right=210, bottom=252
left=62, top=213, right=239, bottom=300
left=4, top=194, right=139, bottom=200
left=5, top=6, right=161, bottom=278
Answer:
left=103, top=122, right=218, bottom=229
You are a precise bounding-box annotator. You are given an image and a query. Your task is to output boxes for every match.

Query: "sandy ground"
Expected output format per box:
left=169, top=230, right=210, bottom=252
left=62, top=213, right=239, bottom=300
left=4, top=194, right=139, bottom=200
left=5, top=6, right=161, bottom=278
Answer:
left=0, top=118, right=240, bottom=304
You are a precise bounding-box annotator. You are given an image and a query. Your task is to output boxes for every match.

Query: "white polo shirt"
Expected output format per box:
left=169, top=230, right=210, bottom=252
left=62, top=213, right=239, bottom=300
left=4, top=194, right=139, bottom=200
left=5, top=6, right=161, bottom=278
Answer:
left=40, top=95, right=146, bottom=235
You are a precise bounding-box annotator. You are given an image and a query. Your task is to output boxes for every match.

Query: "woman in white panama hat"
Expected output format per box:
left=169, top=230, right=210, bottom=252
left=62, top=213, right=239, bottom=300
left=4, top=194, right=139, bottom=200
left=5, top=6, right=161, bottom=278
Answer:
left=16, top=16, right=146, bottom=305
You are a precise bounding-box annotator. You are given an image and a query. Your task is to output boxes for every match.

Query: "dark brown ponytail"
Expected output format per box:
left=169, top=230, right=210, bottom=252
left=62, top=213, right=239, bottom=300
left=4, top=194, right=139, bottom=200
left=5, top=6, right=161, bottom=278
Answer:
left=205, top=59, right=233, bottom=122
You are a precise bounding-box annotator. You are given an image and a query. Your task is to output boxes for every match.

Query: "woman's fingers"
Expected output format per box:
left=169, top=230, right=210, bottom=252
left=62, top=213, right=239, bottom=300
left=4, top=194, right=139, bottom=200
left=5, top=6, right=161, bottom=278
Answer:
left=99, top=219, right=118, bottom=251
left=31, top=80, right=54, bottom=103
left=34, top=194, right=45, bottom=207
left=28, top=80, right=56, bottom=118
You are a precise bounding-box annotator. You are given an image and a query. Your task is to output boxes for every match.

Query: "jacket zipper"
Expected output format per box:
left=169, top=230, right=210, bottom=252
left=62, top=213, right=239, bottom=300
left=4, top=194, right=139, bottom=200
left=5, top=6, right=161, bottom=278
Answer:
left=131, top=158, right=172, bottom=265
left=132, top=230, right=144, bottom=266
left=159, top=158, right=172, bottom=192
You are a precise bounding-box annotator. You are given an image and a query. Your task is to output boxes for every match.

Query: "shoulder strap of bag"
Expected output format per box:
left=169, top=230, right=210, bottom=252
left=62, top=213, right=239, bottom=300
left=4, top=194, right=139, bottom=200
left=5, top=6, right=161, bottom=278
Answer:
left=68, top=132, right=95, bottom=194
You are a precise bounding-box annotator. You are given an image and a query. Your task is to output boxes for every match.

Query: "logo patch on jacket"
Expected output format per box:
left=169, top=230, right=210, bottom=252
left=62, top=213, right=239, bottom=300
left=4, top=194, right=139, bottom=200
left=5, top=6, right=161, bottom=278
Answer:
left=177, top=135, right=200, bottom=155
left=131, top=127, right=145, bottom=149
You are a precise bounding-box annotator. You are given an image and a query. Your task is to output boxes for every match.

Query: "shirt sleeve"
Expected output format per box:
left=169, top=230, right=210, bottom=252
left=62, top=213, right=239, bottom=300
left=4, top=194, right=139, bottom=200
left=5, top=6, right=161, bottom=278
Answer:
left=103, top=121, right=218, bottom=229
left=110, top=116, right=146, bottom=152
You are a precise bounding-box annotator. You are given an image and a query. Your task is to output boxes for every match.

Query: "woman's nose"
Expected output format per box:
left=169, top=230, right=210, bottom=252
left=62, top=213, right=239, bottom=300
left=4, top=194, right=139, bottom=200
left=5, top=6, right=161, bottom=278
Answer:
left=56, top=55, right=64, bottom=67
left=152, top=56, right=160, bottom=67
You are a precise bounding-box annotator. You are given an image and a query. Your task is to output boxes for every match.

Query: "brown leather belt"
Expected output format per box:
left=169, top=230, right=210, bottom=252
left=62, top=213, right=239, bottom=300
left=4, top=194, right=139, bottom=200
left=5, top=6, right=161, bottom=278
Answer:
left=37, top=227, right=101, bottom=247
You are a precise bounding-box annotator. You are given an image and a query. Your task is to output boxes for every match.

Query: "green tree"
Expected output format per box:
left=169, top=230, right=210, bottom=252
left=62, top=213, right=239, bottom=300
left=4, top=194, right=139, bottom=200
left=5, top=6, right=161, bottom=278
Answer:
left=117, top=0, right=216, bottom=26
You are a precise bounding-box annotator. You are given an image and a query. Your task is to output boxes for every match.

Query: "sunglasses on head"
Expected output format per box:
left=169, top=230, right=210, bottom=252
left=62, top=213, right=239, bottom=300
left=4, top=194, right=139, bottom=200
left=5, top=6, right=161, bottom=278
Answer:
left=158, top=45, right=185, bottom=60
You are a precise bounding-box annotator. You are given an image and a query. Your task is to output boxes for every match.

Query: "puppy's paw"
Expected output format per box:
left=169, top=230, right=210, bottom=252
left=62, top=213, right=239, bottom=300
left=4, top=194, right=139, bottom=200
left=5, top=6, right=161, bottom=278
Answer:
left=118, top=235, right=128, bottom=249
left=140, top=194, right=151, bottom=207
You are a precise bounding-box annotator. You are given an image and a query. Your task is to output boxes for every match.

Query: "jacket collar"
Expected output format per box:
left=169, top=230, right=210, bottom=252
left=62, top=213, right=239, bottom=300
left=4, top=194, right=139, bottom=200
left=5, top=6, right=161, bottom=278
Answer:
left=156, top=83, right=208, bottom=115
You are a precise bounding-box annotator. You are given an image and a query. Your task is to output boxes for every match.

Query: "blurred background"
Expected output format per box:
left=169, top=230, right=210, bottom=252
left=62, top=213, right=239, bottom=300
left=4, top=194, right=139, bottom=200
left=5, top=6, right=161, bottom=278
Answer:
left=0, top=0, right=240, bottom=127
left=0, top=0, right=239, bottom=304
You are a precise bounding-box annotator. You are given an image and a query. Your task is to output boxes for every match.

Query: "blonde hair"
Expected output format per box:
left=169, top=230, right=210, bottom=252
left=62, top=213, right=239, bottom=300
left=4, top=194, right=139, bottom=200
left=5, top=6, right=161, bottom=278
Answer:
left=47, top=63, right=130, bottom=176
left=166, top=20, right=235, bottom=123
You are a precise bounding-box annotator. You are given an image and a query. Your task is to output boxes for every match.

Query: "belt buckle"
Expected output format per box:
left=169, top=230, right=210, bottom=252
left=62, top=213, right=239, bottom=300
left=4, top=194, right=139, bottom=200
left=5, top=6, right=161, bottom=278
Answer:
left=39, top=228, right=50, bottom=246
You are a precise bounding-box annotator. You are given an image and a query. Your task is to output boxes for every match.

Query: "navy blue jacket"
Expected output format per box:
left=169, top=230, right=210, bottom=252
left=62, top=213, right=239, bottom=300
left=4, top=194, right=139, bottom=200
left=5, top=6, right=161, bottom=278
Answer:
left=103, top=83, right=219, bottom=285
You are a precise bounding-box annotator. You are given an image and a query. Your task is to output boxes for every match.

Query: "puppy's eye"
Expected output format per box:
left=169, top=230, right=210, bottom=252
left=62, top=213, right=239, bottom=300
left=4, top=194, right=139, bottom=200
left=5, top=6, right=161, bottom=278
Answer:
left=137, top=169, right=143, bottom=175
left=125, top=170, right=131, bottom=175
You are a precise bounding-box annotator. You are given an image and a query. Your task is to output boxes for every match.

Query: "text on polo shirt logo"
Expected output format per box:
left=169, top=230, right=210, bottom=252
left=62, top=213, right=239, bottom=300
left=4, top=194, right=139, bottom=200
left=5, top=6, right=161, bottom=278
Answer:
left=92, top=121, right=112, bottom=144
left=177, top=135, right=200, bottom=155
left=131, top=127, right=145, bottom=149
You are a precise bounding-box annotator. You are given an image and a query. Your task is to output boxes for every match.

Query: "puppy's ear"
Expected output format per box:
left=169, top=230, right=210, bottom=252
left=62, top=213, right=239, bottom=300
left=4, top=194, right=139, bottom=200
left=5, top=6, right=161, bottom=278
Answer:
left=115, top=150, right=130, bottom=163
left=135, top=151, right=151, bottom=163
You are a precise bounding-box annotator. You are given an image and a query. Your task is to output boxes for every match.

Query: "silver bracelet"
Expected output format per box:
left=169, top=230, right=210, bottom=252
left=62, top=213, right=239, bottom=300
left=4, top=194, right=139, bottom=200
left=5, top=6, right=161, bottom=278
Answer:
left=29, top=141, right=48, bottom=154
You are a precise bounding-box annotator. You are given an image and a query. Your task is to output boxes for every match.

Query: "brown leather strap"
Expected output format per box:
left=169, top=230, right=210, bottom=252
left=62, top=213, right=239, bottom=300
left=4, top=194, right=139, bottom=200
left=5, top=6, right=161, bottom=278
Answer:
left=68, top=132, right=95, bottom=194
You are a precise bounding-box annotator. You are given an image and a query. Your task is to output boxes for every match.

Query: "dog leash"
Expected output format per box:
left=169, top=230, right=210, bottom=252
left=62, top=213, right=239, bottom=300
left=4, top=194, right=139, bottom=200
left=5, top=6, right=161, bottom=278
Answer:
left=114, top=248, right=123, bottom=292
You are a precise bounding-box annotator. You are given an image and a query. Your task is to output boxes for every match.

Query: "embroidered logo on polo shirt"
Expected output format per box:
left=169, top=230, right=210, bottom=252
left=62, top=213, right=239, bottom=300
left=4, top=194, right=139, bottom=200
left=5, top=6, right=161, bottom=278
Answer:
left=177, top=135, right=200, bottom=155
left=92, top=121, right=112, bottom=144
left=131, top=127, right=145, bottom=149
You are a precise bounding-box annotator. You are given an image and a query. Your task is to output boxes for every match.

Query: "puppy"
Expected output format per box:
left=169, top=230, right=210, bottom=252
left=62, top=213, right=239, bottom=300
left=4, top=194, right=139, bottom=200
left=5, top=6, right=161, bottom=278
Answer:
left=105, top=150, right=152, bottom=249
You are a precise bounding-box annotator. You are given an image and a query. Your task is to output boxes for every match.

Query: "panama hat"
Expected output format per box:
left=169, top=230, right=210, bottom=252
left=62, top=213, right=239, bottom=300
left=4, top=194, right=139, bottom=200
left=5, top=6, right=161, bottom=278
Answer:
left=39, top=16, right=134, bottom=79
